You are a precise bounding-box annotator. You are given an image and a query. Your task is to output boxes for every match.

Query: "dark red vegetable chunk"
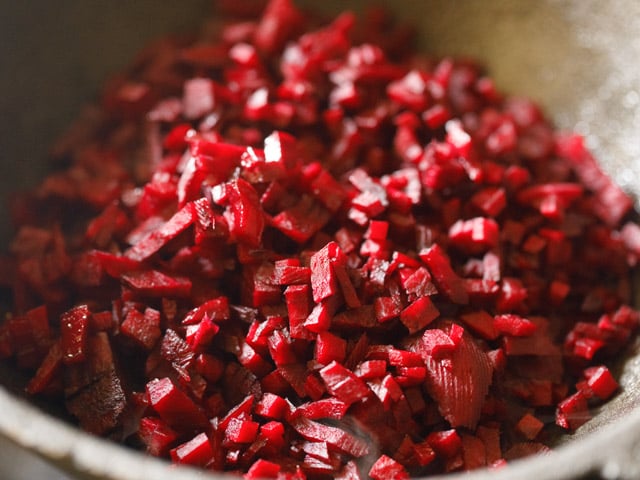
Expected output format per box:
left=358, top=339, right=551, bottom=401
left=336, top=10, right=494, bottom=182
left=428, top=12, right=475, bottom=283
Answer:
left=60, top=305, right=90, bottom=364
left=4, top=0, right=640, bottom=477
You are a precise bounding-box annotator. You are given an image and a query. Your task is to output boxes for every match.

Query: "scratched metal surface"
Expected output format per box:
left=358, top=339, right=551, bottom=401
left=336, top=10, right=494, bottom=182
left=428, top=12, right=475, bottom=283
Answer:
left=1, top=1, right=640, bottom=479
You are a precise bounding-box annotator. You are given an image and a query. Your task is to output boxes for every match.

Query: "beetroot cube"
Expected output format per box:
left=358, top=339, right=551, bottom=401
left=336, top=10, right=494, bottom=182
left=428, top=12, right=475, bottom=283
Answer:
left=120, top=307, right=161, bottom=350
left=219, top=395, right=255, bottom=431
left=419, top=328, right=456, bottom=358
left=319, top=361, right=370, bottom=405
left=374, top=296, right=401, bottom=323
left=273, top=260, right=311, bottom=285
left=573, top=337, right=605, bottom=360
left=138, top=416, right=179, bottom=457
left=584, top=365, right=619, bottom=400
left=420, top=244, right=469, bottom=304
left=268, top=329, right=297, bottom=366
left=368, top=374, right=403, bottom=410
left=365, top=220, right=389, bottom=242
left=290, top=417, right=369, bottom=458
left=60, top=305, right=90, bottom=365
left=214, top=178, right=265, bottom=248
left=495, top=277, right=528, bottom=313
left=400, top=266, right=437, bottom=299
left=304, top=299, right=335, bottom=333
left=333, top=263, right=362, bottom=309
left=146, top=377, right=208, bottom=430
left=224, top=417, right=260, bottom=444
left=515, top=413, right=544, bottom=440
left=310, top=242, right=341, bottom=303
left=259, top=421, right=286, bottom=453
left=238, top=340, right=273, bottom=377
left=185, top=314, right=220, bottom=351
left=369, top=455, right=409, bottom=480
left=254, top=0, right=304, bottom=54
left=335, top=461, right=362, bottom=480
left=194, top=353, right=224, bottom=384
left=400, top=296, right=440, bottom=334
left=460, top=310, right=498, bottom=340
left=461, top=433, right=487, bottom=470
left=471, top=187, right=507, bottom=217
left=292, top=397, right=348, bottom=420
left=255, top=393, right=289, bottom=419
left=419, top=327, right=493, bottom=428
left=125, top=203, right=195, bottom=261
left=448, top=217, right=499, bottom=254
left=414, top=440, right=437, bottom=466
left=170, top=432, right=214, bottom=467
left=494, top=314, right=537, bottom=337
left=556, top=391, right=590, bottom=430
left=355, top=360, right=387, bottom=380
left=26, top=341, right=62, bottom=395
left=315, top=331, right=347, bottom=365
left=272, top=196, right=331, bottom=243
left=309, top=167, right=348, bottom=212
left=427, top=429, right=462, bottom=458
left=182, top=297, right=230, bottom=325
left=122, top=270, right=192, bottom=297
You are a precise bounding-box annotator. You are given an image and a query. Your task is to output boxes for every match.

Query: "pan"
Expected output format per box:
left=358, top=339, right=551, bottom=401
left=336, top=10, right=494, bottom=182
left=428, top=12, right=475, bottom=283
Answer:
left=1, top=1, right=639, bottom=479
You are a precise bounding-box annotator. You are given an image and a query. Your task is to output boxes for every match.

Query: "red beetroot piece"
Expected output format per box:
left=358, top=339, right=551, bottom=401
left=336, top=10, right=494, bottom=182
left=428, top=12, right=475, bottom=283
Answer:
left=5, top=0, right=640, bottom=478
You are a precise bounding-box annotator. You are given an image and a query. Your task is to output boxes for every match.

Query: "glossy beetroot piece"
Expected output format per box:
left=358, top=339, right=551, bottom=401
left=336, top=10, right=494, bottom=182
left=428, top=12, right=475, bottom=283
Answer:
left=2, top=0, right=640, bottom=478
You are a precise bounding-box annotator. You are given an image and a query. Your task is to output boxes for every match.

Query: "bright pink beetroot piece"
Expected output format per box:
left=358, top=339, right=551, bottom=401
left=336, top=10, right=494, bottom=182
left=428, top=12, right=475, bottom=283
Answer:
left=3, top=0, right=640, bottom=478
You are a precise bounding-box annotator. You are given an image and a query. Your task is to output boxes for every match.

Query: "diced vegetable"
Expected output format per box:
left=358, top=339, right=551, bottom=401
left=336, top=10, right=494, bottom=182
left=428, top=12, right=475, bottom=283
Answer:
left=4, top=0, right=640, bottom=477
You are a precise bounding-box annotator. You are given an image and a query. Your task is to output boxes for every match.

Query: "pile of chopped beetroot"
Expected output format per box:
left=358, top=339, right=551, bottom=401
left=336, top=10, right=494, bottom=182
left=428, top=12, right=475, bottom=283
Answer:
left=2, top=0, right=640, bottom=478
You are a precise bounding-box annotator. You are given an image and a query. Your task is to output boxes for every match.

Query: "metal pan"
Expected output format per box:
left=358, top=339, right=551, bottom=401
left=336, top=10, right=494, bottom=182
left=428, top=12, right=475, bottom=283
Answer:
left=1, top=1, right=639, bottom=478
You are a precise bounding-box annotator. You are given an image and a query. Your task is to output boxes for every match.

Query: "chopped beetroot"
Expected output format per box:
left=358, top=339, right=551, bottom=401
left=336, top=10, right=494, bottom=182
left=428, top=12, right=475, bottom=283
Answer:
left=494, top=314, right=537, bottom=337
left=170, top=432, right=214, bottom=467
left=185, top=314, right=220, bottom=351
left=120, top=307, right=161, bottom=350
left=292, top=397, right=349, bottom=420
left=146, top=377, right=208, bottom=430
left=225, top=417, right=260, bottom=444
left=245, top=459, right=282, bottom=479
left=310, top=242, right=341, bottom=303
left=5, top=1, right=640, bottom=477
left=315, top=331, right=347, bottom=365
left=26, top=341, right=62, bottom=395
left=515, top=413, right=544, bottom=440
left=125, top=202, right=195, bottom=261
left=460, top=310, right=499, bottom=340
left=60, top=305, right=90, bottom=365
left=416, top=325, right=493, bottom=428
left=556, top=390, right=591, bottom=430
left=122, top=270, right=191, bottom=297
left=319, top=361, right=370, bottom=405
left=583, top=365, right=619, bottom=400
left=419, top=244, right=469, bottom=304
left=369, top=455, right=409, bottom=480
left=400, top=296, right=440, bottom=334
left=461, top=433, right=487, bottom=470
left=138, top=417, right=179, bottom=457
left=255, top=392, right=290, bottom=419
left=212, top=178, right=265, bottom=248
left=290, top=417, right=369, bottom=458
left=427, top=429, right=463, bottom=458
left=448, top=217, right=500, bottom=254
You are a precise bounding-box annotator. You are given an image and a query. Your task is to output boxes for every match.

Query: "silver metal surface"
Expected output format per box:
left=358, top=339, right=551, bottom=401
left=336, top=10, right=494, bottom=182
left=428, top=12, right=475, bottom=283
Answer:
left=1, top=1, right=640, bottom=478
